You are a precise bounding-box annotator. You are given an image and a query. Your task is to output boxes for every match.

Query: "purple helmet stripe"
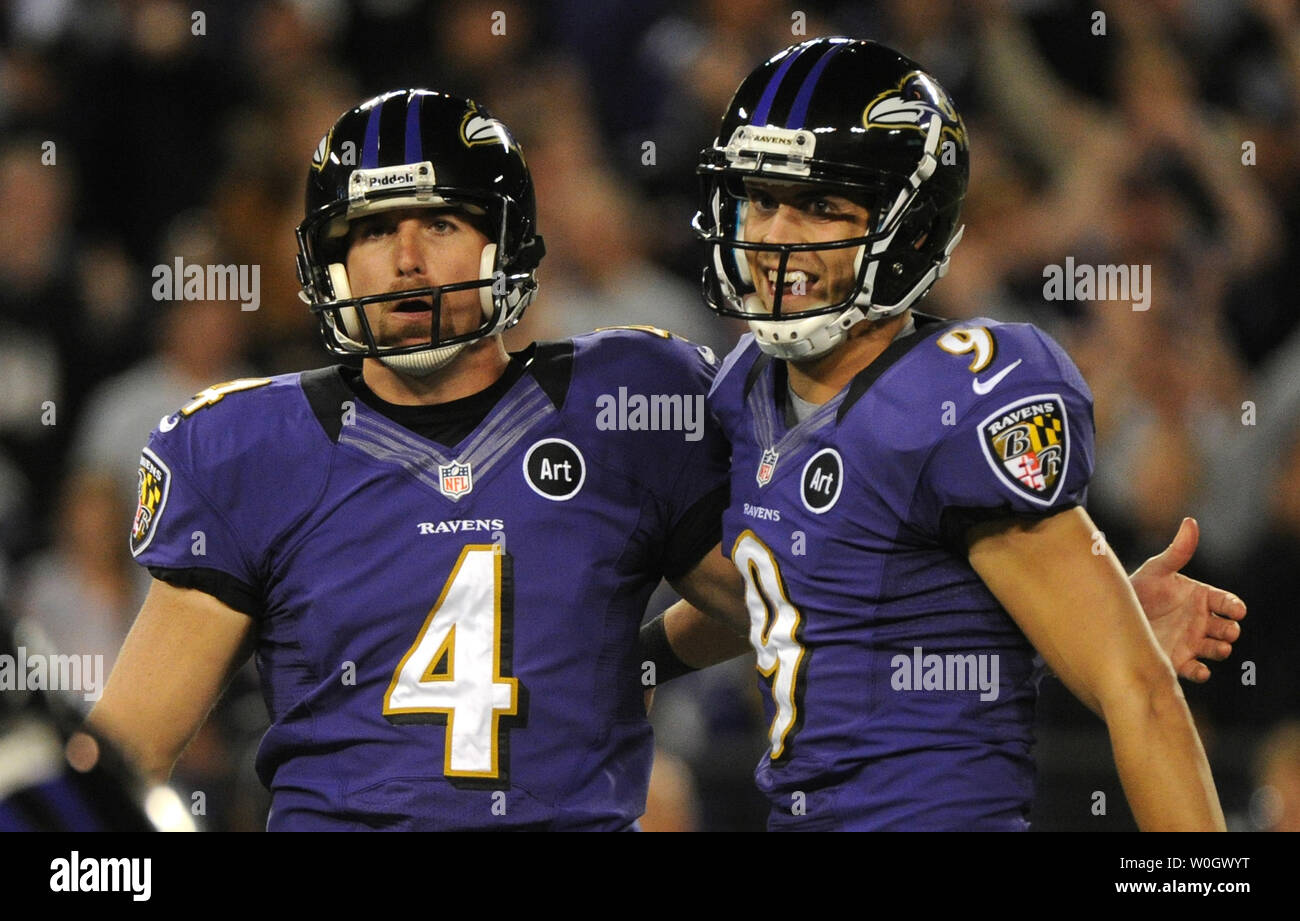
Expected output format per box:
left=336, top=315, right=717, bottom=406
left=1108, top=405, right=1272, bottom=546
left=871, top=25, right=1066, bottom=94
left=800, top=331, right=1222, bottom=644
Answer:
left=786, top=42, right=843, bottom=129
left=750, top=45, right=809, bottom=126
left=404, top=94, right=423, bottom=164
left=361, top=101, right=384, bottom=168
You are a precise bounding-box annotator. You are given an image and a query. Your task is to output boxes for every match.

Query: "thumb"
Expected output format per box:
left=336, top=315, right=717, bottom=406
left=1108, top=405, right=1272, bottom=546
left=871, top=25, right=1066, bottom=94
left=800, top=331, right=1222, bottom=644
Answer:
left=1153, top=517, right=1198, bottom=573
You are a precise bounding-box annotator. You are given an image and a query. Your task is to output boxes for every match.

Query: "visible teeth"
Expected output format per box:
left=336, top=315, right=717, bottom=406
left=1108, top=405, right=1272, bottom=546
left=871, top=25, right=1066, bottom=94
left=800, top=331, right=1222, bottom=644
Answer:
left=767, top=270, right=809, bottom=285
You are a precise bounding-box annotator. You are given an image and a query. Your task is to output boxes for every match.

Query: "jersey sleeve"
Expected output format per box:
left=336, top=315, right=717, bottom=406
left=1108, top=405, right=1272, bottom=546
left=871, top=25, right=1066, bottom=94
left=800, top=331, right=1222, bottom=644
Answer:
left=910, top=335, right=1096, bottom=552
left=129, top=436, right=264, bottom=616
left=126, top=375, right=320, bottom=617
left=657, top=337, right=731, bottom=579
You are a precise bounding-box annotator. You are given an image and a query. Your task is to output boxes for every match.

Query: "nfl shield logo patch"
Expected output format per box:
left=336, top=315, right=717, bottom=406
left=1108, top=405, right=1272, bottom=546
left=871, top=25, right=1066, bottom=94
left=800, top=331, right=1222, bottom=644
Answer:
left=977, top=393, right=1069, bottom=506
left=756, top=448, right=779, bottom=486
left=439, top=461, right=473, bottom=500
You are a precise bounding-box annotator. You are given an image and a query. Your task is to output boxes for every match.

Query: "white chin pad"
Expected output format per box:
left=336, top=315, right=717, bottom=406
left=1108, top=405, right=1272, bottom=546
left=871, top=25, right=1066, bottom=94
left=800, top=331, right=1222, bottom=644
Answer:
left=478, top=243, right=497, bottom=315
left=379, top=342, right=468, bottom=377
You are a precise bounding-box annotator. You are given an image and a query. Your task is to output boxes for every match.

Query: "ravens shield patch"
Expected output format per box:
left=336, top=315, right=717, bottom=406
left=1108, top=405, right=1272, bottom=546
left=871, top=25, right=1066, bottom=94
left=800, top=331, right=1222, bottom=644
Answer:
left=130, top=448, right=171, bottom=556
left=977, top=394, right=1069, bottom=506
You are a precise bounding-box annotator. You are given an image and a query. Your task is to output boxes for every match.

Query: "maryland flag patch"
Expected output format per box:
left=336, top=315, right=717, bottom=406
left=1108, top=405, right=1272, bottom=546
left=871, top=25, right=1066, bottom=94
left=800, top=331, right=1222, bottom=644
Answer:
left=977, top=394, right=1069, bottom=506
left=130, top=448, right=171, bottom=556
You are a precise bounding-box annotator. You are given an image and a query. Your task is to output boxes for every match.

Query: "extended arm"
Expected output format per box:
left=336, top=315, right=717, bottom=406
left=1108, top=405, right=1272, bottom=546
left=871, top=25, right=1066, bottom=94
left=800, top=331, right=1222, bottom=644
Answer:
left=86, top=579, right=255, bottom=781
left=649, top=517, right=1245, bottom=691
left=967, top=506, right=1224, bottom=831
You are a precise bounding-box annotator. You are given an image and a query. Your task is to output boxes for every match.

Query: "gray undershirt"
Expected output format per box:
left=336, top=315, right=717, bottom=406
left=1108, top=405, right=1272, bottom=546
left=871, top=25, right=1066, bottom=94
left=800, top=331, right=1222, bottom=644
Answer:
left=785, top=315, right=917, bottom=423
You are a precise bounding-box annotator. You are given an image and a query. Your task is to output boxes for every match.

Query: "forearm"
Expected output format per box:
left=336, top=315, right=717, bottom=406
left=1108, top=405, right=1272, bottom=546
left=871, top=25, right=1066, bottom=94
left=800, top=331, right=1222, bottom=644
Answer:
left=87, top=580, right=253, bottom=781
left=86, top=704, right=175, bottom=782
left=663, top=598, right=749, bottom=669
left=654, top=541, right=751, bottom=677
left=88, top=639, right=215, bottom=782
left=1101, top=676, right=1225, bottom=831
left=636, top=599, right=750, bottom=692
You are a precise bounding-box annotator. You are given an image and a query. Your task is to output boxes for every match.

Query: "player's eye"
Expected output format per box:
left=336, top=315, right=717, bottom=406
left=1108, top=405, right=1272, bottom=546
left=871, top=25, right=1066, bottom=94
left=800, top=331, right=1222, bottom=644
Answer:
left=422, top=213, right=465, bottom=235
left=355, top=217, right=394, bottom=240
left=748, top=190, right=778, bottom=213
left=808, top=197, right=842, bottom=218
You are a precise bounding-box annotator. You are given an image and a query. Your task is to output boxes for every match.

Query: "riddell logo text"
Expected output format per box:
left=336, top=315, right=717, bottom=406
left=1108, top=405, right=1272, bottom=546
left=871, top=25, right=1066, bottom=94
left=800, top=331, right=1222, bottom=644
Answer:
left=368, top=170, right=414, bottom=187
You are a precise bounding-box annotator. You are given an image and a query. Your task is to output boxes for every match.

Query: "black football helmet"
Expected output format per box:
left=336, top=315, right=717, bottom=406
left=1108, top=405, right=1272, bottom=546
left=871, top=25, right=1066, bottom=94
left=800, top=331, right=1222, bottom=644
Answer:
left=296, top=89, right=545, bottom=374
left=694, top=38, right=969, bottom=360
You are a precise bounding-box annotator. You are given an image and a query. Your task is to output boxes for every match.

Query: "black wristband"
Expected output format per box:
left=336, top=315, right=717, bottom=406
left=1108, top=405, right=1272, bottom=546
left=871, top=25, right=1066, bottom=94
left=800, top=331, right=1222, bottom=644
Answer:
left=636, top=612, right=699, bottom=687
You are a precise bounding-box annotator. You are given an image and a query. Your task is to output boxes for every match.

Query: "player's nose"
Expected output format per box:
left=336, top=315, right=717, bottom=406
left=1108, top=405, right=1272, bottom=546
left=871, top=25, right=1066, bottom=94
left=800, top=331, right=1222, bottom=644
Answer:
left=760, top=204, right=805, bottom=245
left=393, top=218, right=427, bottom=277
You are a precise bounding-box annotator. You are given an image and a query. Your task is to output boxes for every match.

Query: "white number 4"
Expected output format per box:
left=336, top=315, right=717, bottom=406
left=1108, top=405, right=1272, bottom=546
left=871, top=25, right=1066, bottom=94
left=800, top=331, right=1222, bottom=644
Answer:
left=383, top=545, right=519, bottom=779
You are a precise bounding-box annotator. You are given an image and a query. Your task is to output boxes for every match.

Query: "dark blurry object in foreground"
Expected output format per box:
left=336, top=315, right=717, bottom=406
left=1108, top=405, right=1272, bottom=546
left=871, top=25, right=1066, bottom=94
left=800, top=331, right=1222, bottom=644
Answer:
left=0, top=613, right=192, bottom=831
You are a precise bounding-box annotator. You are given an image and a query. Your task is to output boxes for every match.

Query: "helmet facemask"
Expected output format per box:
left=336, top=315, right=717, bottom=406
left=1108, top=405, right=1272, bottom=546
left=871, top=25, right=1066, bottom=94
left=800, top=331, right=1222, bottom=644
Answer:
left=297, top=175, right=538, bottom=376
left=693, top=39, right=970, bottom=362
left=296, top=90, right=544, bottom=376
left=695, top=115, right=963, bottom=362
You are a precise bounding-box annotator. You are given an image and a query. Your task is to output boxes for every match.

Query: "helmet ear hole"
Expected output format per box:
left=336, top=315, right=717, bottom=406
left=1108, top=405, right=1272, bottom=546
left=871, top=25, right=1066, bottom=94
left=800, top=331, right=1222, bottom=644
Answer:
left=478, top=243, right=498, bottom=316
left=905, top=198, right=939, bottom=249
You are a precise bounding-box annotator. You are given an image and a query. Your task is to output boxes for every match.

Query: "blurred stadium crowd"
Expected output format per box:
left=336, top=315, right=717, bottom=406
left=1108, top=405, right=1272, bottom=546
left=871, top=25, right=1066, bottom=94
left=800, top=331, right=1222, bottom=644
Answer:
left=0, top=0, right=1297, bottom=831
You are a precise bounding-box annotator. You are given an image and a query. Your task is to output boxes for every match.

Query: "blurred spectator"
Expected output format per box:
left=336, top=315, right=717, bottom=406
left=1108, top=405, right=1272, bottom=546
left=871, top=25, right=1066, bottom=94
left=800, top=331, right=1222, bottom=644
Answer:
left=492, top=59, right=742, bottom=352
left=9, top=471, right=144, bottom=677
left=69, top=212, right=254, bottom=511
left=0, top=138, right=77, bottom=512
left=1189, top=425, right=1300, bottom=728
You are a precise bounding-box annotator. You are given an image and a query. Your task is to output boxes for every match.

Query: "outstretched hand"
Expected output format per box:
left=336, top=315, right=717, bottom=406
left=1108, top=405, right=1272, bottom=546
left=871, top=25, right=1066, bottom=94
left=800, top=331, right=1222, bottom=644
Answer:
left=1130, top=517, right=1247, bottom=683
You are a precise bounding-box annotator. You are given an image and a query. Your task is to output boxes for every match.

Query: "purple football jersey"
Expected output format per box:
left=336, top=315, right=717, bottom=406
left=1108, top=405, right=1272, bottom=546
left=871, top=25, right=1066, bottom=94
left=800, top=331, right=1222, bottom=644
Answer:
left=710, top=313, right=1095, bottom=830
left=130, top=329, right=726, bottom=830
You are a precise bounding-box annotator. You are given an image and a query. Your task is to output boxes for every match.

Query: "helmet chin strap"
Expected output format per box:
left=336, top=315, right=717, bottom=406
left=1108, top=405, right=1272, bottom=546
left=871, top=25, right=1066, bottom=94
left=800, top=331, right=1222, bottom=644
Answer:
left=325, top=243, right=505, bottom=377
left=748, top=304, right=865, bottom=361
left=745, top=245, right=867, bottom=360
left=380, top=342, right=470, bottom=377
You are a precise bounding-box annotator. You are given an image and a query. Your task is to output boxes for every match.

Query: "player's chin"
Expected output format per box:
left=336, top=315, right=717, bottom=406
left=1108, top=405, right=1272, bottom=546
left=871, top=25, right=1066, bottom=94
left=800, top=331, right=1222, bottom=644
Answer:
left=378, top=319, right=432, bottom=343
